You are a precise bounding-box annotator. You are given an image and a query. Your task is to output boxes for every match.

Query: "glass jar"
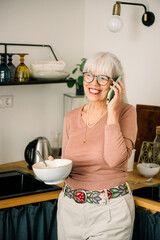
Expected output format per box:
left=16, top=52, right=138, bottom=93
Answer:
left=153, top=126, right=160, bottom=164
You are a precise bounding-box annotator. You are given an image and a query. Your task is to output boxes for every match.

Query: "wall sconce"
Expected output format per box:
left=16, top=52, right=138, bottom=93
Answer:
left=108, top=1, right=155, bottom=32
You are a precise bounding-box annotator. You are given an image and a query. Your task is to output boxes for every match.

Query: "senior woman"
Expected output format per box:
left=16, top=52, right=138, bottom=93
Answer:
left=51, top=52, right=137, bottom=240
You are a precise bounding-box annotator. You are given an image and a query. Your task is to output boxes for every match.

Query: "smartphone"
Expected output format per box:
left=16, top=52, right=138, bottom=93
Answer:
left=107, top=76, right=122, bottom=104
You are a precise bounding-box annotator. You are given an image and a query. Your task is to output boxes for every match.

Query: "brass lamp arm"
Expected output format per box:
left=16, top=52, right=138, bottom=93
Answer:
left=116, top=1, right=147, bottom=13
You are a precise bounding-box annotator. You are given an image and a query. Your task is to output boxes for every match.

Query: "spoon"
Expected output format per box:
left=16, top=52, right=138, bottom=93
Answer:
left=36, top=150, right=48, bottom=167
left=133, top=177, right=153, bottom=185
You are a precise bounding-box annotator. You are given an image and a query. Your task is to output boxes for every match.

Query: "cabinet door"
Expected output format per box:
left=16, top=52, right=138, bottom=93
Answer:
left=135, top=104, right=160, bottom=161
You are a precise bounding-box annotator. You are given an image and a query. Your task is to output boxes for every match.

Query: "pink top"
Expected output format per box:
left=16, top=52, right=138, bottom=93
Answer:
left=61, top=102, right=137, bottom=190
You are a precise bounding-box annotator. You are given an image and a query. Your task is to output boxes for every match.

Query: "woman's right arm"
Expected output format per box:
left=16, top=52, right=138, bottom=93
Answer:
left=61, top=115, right=70, bottom=159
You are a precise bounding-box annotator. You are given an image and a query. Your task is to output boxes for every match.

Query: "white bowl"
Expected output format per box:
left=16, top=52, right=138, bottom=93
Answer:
left=137, top=163, right=160, bottom=178
left=32, top=159, right=72, bottom=185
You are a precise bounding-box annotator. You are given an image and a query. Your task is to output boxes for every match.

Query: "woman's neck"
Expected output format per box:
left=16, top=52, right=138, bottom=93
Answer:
left=88, top=101, right=107, bottom=114
left=86, top=101, right=108, bottom=126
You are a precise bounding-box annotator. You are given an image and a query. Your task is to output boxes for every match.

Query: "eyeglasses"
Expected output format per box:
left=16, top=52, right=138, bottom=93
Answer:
left=83, top=72, right=112, bottom=86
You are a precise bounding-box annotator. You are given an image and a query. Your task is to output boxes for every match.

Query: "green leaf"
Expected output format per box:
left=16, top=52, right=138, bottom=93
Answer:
left=76, top=82, right=80, bottom=89
left=79, top=59, right=87, bottom=72
left=78, top=76, right=83, bottom=85
left=72, top=68, right=77, bottom=74
left=67, top=77, right=75, bottom=88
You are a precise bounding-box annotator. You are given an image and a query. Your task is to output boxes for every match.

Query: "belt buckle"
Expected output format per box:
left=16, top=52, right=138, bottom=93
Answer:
left=73, top=189, right=87, bottom=204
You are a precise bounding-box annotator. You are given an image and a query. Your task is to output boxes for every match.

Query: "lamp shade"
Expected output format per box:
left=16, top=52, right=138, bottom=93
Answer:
left=108, top=15, right=123, bottom=32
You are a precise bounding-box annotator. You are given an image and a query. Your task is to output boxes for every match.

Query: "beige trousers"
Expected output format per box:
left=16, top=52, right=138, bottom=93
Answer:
left=57, top=186, right=135, bottom=240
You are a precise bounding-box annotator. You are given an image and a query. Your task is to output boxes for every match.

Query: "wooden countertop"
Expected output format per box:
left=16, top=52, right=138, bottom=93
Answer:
left=0, top=160, right=160, bottom=213
left=128, top=166, right=160, bottom=213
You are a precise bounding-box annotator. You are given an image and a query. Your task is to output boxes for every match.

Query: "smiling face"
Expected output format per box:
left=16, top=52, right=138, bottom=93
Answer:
left=83, top=52, right=124, bottom=103
left=83, top=73, right=112, bottom=103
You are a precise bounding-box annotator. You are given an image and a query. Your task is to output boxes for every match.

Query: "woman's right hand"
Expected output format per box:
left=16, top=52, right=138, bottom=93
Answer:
left=48, top=156, right=54, bottom=161
left=107, top=78, right=124, bottom=124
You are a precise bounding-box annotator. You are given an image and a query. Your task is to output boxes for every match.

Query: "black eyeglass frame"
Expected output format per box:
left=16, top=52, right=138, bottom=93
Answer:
left=83, top=72, right=113, bottom=86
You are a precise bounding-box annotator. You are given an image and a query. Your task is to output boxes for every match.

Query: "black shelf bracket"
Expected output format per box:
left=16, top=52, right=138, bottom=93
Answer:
left=0, top=79, right=71, bottom=86
left=0, top=42, right=58, bottom=61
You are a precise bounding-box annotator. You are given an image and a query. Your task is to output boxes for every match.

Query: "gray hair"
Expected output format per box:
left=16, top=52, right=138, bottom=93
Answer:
left=83, top=52, right=124, bottom=79
left=83, top=52, right=128, bottom=102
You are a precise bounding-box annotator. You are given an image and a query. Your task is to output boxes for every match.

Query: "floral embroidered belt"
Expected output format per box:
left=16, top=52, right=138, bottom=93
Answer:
left=63, top=183, right=129, bottom=205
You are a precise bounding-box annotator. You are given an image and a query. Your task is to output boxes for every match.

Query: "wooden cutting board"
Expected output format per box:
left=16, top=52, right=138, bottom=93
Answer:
left=135, top=104, right=160, bottom=161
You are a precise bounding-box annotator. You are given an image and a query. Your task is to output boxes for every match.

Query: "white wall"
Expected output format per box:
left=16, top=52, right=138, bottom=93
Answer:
left=84, top=0, right=160, bottom=106
left=0, top=0, right=160, bottom=164
left=0, top=0, right=85, bottom=164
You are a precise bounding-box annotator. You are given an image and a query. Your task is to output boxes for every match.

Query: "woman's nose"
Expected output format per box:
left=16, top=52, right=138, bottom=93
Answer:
left=92, top=76, right=99, bottom=86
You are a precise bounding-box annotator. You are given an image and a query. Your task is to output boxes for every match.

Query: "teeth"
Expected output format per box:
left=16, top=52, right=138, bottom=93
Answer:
left=90, top=89, right=100, bottom=94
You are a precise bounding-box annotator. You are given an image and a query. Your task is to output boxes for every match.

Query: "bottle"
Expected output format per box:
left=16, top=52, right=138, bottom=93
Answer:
left=153, top=126, right=160, bottom=164
left=0, top=54, right=11, bottom=83
left=15, top=53, right=29, bottom=82
left=7, top=54, right=16, bottom=82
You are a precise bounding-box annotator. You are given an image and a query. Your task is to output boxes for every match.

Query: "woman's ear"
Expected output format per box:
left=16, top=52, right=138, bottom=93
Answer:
left=109, top=79, right=113, bottom=86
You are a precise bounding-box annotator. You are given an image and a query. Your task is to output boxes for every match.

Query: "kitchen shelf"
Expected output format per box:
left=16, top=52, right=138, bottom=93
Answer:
left=0, top=42, right=75, bottom=86
left=0, top=78, right=73, bottom=86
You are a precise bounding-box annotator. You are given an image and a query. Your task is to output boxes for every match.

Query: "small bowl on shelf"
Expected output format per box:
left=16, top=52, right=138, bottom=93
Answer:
left=32, top=159, right=72, bottom=185
left=137, top=163, right=160, bottom=178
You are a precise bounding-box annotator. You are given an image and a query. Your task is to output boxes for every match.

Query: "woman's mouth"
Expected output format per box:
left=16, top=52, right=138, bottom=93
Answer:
left=89, top=88, right=101, bottom=95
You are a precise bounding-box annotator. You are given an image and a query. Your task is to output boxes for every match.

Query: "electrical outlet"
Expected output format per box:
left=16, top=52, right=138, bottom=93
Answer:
left=0, top=95, right=13, bottom=108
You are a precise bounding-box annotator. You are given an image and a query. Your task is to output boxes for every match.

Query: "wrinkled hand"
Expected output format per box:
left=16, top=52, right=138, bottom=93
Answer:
left=107, top=78, right=125, bottom=124
left=48, top=156, right=54, bottom=161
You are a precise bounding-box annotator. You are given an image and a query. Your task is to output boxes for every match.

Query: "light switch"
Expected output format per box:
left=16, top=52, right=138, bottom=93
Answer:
left=0, top=95, right=13, bottom=108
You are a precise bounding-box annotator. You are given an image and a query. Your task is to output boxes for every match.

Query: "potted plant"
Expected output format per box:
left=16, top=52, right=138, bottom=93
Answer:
left=67, top=58, right=87, bottom=95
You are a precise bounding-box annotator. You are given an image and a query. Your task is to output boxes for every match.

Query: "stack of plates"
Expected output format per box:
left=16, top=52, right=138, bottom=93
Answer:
left=30, top=60, right=70, bottom=81
left=30, top=71, right=70, bottom=81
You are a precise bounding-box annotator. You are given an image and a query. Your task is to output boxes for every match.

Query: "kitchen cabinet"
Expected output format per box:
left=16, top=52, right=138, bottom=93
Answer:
left=0, top=200, right=58, bottom=240
left=132, top=207, right=160, bottom=240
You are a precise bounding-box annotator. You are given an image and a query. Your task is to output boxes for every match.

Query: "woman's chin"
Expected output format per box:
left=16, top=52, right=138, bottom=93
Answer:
left=85, top=92, right=107, bottom=102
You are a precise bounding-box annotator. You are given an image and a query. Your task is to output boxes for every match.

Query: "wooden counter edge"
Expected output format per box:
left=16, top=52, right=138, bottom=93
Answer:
left=0, top=190, right=61, bottom=209
left=134, top=196, right=160, bottom=214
